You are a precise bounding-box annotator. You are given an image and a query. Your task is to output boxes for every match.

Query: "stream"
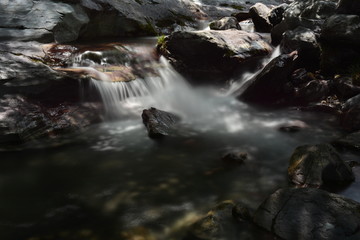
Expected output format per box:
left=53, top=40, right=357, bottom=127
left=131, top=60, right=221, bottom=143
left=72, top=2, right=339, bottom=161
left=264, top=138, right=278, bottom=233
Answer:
left=0, top=38, right=358, bottom=240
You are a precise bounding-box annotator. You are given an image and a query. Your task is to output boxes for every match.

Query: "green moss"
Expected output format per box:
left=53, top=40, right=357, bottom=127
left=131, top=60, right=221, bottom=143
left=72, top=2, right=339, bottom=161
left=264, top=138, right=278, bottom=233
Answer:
left=157, top=35, right=166, bottom=46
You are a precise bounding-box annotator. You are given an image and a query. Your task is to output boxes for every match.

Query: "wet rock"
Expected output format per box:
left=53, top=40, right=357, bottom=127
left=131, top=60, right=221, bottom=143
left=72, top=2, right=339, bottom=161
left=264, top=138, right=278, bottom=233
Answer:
left=332, top=76, right=360, bottom=101
left=341, top=94, right=360, bottom=131
left=231, top=12, right=251, bottom=22
left=337, top=0, right=360, bottom=15
left=209, top=17, right=240, bottom=30
left=238, top=52, right=297, bottom=105
left=295, top=80, right=330, bottom=104
left=0, top=95, right=103, bottom=148
left=272, top=0, right=337, bottom=44
left=288, top=144, right=354, bottom=188
left=320, top=14, right=360, bottom=74
left=221, top=151, right=247, bottom=164
left=291, top=68, right=316, bottom=86
left=0, top=0, right=204, bottom=43
left=281, top=27, right=320, bottom=71
left=249, top=3, right=272, bottom=32
left=254, top=188, right=360, bottom=240
left=232, top=203, right=252, bottom=222
left=278, top=120, right=308, bottom=133
left=142, top=107, right=180, bottom=138
left=269, top=3, right=288, bottom=26
left=158, top=29, right=272, bottom=81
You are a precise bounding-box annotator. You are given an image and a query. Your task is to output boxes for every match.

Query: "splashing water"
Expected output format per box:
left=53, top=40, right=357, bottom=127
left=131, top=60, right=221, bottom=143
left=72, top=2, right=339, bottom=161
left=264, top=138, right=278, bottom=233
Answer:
left=225, top=46, right=281, bottom=96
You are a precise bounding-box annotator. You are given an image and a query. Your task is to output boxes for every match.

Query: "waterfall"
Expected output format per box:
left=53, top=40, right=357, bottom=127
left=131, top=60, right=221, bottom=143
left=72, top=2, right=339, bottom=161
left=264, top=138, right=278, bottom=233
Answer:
left=225, top=46, right=281, bottom=96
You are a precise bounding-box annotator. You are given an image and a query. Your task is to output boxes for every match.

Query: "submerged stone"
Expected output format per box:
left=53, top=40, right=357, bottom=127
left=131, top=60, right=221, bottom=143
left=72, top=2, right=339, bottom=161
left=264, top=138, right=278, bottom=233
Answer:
left=288, top=143, right=354, bottom=188
left=209, top=17, right=240, bottom=30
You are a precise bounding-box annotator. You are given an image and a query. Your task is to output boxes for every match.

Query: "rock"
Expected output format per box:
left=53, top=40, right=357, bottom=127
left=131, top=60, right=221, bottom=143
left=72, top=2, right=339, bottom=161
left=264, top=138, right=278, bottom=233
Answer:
left=185, top=200, right=275, bottom=240
left=278, top=120, right=308, bottom=133
left=288, top=144, right=354, bottom=188
left=272, top=0, right=337, bottom=44
left=281, top=27, right=320, bottom=71
left=333, top=131, right=360, bottom=152
left=0, top=95, right=103, bottom=148
left=238, top=52, right=297, bottom=105
left=269, top=3, right=288, bottom=26
left=209, top=17, right=240, bottom=30
left=142, top=107, right=180, bottom=138
left=332, top=76, right=360, bottom=101
left=341, top=94, right=360, bottom=131
left=291, top=68, right=316, bottom=85
left=295, top=80, right=330, bottom=104
left=249, top=3, right=272, bottom=32
left=320, top=14, right=360, bottom=74
left=254, top=188, right=360, bottom=240
left=0, top=0, right=204, bottom=43
left=337, top=0, right=360, bottom=15
left=231, top=12, right=251, bottom=22
left=221, top=151, right=247, bottom=164
left=158, top=29, right=272, bottom=81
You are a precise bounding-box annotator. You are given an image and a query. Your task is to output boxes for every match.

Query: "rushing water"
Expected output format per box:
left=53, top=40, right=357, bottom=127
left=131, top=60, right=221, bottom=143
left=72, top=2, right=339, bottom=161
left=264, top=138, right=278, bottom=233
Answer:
left=0, top=38, right=356, bottom=240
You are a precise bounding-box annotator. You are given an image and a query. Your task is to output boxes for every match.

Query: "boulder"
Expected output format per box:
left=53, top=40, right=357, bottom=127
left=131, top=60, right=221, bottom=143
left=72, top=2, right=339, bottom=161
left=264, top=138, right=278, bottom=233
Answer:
left=238, top=52, right=297, bottom=105
left=288, top=144, right=354, bottom=188
left=295, top=80, right=330, bottom=104
left=141, top=107, right=180, bottom=138
left=268, top=3, right=288, bottom=26
left=320, top=14, right=360, bottom=74
left=158, top=29, right=272, bottom=80
left=332, top=76, right=360, bottom=101
left=271, top=0, right=337, bottom=44
left=281, top=27, right=320, bottom=71
left=333, top=131, right=360, bottom=152
left=209, top=17, right=240, bottom=30
left=337, top=0, right=360, bottom=15
left=0, top=0, right=204, bottom=43
left=341, top=94, right=360, bottom=131
left=249, top=3, right=272, bottom=32
left=0, top=95, right=103, bottom=149
left=254, top=188, right=360, bottom=240
left=231, top=12, right=251, bottom=22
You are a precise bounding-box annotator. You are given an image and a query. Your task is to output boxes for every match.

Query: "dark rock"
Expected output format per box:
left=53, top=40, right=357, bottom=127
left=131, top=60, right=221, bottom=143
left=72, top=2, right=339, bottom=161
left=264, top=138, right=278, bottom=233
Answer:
left=231, top=11, right=251, bottom=22
left=332, top=76, right=360, bottom=100
left=341, top=94, right=360, bottom=131
left=272, top=0, right=337, bottom=44
left=232, top=203, right=252, bottom=222
left=209, top=17, right=240, bottom=30
left=0, top=95, right=103, bottom=148
left=142, top=107, right=180, bottom=138
left=337, top=0, right=360, bottom=15
left=249, top=3, right=272, bottom=32
left=281, top=27, right=320, bottom=71
left=295, top=80, right=330, bottom=104
left=238, top=52, right=297, bottom=105
left=221, top=151, right=247, bottom=164
left=254, top=188, right=360, bottom=240
left=269, top=3, right=288, bottom=26
left=158, top=29, right=272, bottom=81
left=288, top=144, right=354, bottom=188
left=320, top=14, right=360, bottom=74
left=278, top=120, right=308, bottom=133
left=291, top=68, right=316, bottom=86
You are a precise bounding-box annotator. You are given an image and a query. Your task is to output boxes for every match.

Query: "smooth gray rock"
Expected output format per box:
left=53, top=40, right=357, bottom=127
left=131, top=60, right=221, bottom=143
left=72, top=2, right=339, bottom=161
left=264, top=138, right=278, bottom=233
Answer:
left=209, top=17, right=240, bottom=30
left=249, top=3, right=272, bottom=32
left=158, top=29, right=272, bottom=80
left=254, top=188, right=360, bottom=240
left=142, top=107, right=180, bottom=138
left=288, top=144, right=354, bottom=188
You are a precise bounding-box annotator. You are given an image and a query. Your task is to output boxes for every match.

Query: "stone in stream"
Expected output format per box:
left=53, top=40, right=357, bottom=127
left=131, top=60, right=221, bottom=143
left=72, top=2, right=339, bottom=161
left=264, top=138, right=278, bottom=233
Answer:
left=209, top=17, right=240, bottom=30
left=249, top=3, right=272, bottom=33
left=254, top=188, right=360, bottom=240
left=142, top=107, right=180, bottom=138
left=158, top=29, right=273, bottom=81
left=237, top=52, right=297, bottom=105
left=333, top=131, right=360, bottom=152
left=341, top=94, right=360, bottom=131
left=221, top=151, right=247, bottom=165
left=280, top=26, right=320, bottom=71
left=288, top=144, right=354, bottom=188
left=332, top=76, right=360, bottom=101
left=320, top=14, right=360, bottom=74
left=268, top=3, right=288, bottom=26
